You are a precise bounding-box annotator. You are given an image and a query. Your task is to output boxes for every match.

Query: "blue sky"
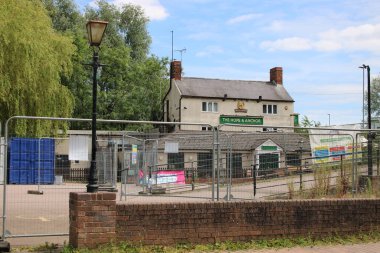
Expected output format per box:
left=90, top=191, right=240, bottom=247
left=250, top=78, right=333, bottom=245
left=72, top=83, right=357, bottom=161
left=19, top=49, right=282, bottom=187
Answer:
left=75, top=0, right=380, bottom=126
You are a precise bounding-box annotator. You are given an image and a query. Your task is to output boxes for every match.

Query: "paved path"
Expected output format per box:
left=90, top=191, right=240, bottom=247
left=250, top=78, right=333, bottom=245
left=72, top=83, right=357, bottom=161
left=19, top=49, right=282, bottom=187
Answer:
left=10, top=241, right=380, bottom=252
left=222, top=242, right=380, bottom=253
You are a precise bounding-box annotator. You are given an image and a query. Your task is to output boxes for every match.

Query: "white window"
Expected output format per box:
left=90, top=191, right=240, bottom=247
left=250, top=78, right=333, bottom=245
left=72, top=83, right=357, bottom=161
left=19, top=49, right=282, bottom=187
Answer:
left=202, top=102, right=218, bottom=112
left=263, top=104, right=277, bottom=114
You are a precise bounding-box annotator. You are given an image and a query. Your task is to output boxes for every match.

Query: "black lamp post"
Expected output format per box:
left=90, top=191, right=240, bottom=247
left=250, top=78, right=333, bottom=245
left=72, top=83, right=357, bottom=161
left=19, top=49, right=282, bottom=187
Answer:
left=359, top=64, right=373, bottom=176
left=366, top=65, right=373, bottom=176
left=86, top=20, right=108, bottom=193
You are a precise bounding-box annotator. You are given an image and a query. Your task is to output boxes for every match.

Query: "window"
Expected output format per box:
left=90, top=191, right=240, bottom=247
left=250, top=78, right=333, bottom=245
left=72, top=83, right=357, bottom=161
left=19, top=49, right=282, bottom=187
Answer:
left=273, top=105, right=277, bottom=114
left=197, top=152, right=213, bottom=178
left=201, top=126, right=217, bottom=131
left=226, top=153, right=243, bottom=178
left=202, top=102, right=207, bottom=111
left=168, top=153, right=184, bottom=170
left=263, top=104, right=277, bottom=114
left=286, top=154, right=301, bottom=166
left=258, top=153, right=279, bottom=175
left=263, top=128, right=277, bottom=132
left=202, top=102, right=218, bottom=112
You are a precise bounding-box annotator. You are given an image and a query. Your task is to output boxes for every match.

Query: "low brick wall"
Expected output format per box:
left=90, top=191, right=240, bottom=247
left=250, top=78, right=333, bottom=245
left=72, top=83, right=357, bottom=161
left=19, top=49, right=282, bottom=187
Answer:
left=69, top=193, right=380, bottom=248
left=116, top=199, right=380, bottom=245
left=69, top=192, right=116, bottom=248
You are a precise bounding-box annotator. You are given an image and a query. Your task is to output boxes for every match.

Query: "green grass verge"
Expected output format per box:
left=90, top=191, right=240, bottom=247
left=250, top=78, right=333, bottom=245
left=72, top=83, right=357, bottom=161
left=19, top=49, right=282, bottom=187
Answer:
left=13, top=231, right=380, bottom=253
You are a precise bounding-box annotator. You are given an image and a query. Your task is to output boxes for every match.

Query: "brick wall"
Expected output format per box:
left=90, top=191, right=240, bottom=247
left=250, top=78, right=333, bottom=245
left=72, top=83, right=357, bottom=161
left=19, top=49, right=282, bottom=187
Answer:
left=70, top=196, right=380, bottom=248
left=69, top=192, right=116, bottom=248
left=116, top=199, right=380, bottom=245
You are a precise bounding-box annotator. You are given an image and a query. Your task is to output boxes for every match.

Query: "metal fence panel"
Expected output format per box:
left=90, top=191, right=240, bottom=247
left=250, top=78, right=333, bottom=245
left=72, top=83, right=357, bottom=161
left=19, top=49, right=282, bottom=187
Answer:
left=2, top=115, right=380, bottom=240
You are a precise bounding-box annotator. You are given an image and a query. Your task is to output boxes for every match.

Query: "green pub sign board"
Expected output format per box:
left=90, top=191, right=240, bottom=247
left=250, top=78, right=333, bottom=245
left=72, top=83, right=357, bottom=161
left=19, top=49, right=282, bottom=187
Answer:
left=220, top=116, right=263, bottom=125
left=261, top=146, right=277, bottom=151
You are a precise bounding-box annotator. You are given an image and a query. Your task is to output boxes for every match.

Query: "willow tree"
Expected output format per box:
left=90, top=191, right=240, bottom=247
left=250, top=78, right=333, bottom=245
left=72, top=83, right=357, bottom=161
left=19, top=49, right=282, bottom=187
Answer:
left=0, top=0, right=75, bottom=136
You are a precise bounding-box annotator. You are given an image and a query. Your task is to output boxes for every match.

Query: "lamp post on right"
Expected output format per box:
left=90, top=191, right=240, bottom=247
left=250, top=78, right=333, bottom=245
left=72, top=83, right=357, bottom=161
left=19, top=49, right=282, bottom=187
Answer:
left=360, top=64, right=373, bottom=176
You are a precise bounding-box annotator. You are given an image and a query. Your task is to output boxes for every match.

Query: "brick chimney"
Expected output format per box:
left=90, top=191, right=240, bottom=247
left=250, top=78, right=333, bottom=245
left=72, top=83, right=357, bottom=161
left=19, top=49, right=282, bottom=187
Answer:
left=170, top=60, right=182, bottom=80
left=270, top=67, right=283, bottom=85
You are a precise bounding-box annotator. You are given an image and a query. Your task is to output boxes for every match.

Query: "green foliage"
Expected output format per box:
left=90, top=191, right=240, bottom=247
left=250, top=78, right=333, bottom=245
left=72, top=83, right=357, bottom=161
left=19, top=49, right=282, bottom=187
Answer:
left=365, top=76, right=380, bottom=118
left=44, top=0, right=169, bottom=129
left=295, top=115, right=321, bottom=134
left=0, top=0, right=74, bottom=136
left=42, top=0, right=84, bottom=33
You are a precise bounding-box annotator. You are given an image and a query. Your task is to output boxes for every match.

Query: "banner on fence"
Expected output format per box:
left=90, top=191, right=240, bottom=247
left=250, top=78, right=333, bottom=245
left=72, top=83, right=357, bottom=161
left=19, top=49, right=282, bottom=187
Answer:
left=309, top=125, right=364, bottom=163
left=139, top=170, right=185, bottom=185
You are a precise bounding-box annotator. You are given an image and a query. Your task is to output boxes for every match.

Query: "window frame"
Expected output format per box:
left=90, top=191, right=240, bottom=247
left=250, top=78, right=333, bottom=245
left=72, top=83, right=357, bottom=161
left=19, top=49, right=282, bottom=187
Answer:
left=263, top=104, right=278, bottom=115
left=167, top=152, right=185, bottom=170
left=202, top=101, right=218, bottom=112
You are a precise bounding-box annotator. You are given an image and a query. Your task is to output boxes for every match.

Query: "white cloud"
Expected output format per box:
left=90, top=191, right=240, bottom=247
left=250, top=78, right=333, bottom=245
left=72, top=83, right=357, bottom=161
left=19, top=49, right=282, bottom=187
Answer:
left=195, top=46, right=224, bottom=57
left=261, top=23, right=380, bottom=54
left=91, top=0, right=169, bottom=20
left=227, top=13, right=262, bottom=25
left=260, top=37, right=312, bottom=52
left=187, top=32, right=218, bottom=40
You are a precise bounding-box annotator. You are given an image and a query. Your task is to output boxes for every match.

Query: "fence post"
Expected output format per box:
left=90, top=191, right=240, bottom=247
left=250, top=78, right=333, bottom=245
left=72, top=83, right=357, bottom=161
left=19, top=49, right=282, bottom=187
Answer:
left=299, top=146, right=303, bottom=191
left=377, top=146, right=379, bottom=176
left=253, top=164, right=257, bottom=197
left=340, top=154, right=344, bottom=178
left=191, top=161, right=195, bottom=191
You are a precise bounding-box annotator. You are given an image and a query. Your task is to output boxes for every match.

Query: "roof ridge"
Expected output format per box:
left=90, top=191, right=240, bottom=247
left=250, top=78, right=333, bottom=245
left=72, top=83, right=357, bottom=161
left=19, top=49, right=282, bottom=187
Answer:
left=182, top=77, right=269, bottom=83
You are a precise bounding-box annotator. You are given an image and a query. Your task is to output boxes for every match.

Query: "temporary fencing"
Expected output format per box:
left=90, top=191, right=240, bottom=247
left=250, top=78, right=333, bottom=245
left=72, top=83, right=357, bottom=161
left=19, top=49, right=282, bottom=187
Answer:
left=1, top=115, right=380, bottom=240
left=1, top=116, right=216, bottom=239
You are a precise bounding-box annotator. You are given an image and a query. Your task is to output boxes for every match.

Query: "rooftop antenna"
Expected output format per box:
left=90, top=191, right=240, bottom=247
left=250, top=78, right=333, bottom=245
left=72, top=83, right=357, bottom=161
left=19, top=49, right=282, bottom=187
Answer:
left=175, top=48, right=186, bottom=62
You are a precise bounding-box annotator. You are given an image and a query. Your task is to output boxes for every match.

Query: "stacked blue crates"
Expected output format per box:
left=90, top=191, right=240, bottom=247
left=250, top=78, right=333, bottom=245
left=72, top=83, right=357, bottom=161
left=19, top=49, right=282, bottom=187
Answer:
left=9, top=138, right=55, bottom=184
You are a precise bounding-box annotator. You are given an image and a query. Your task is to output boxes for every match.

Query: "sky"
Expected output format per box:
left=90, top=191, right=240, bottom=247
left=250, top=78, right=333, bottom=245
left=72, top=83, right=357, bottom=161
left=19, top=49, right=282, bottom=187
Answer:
left=75, top=0, right=380, bottom=126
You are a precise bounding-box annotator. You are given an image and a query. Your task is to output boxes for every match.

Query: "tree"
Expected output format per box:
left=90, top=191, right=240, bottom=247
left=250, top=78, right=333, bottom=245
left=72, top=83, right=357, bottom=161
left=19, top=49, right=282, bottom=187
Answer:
left=42, top=0, right=84, bottom=33
left=300, top=116, right=321, bottom=128
left=0, top=0, right=74, bottom=136
left=119, top=4, right=152, bottom=60
left=83, top=1, right=168, bottom=126
left=365, top=76, right=380, bottom=119
left=295, top=115, right=321, bottom=134
left=40, top=0, right=169, bottom=129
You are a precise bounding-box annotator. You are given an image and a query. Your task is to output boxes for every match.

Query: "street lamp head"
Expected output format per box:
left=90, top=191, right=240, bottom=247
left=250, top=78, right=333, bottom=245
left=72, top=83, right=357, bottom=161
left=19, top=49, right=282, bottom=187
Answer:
left=359, top=64, right=368, bottom=69
left=86, top=20, right=108, bottom=47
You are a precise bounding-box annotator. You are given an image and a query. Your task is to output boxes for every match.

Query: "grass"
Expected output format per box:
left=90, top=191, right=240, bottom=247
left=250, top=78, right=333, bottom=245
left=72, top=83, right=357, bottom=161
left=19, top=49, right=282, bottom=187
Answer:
left=13, top=231, right=380, bottom=253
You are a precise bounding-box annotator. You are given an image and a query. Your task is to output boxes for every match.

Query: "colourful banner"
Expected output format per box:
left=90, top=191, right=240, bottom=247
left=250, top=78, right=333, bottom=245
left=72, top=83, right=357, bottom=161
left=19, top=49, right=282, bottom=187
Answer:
left=139, top=170, right=185, bottom=185
left=309, top=125, right=363, bottom=164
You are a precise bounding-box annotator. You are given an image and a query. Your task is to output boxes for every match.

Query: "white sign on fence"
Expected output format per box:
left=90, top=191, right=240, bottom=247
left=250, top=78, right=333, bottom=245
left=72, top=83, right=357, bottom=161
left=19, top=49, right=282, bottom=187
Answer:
left=69, top=135, right=89, bottom=161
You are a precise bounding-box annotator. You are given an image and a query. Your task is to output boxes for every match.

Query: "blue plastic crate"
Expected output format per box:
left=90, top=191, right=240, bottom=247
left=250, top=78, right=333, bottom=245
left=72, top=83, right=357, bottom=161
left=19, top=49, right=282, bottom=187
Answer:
left=9, top=170, right=19, bottom=184
left=9, top=160, right=20, bottom=170
left=37, top=139, right=54, bottom=152
left=19, top=138, right=34, bottom=154
left=34, top=160, right=54, bottom=170
left=35, top=152, right=54, bottom=161
left=11, top=160, right=33, bottom=170
left=19, top=169, right=34, bottom=184
left=10, top=138, right=21, bottom=152
left=34, top=169, right=54, bottom=184
left=10, top=151, right=20, bottom=162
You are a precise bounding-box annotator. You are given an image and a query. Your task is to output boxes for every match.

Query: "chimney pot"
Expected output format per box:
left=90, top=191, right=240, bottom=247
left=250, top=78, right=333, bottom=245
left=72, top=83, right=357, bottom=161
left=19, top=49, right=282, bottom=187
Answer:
left=270, top=67, right=283, bottom=85
left=171, top=60, right=182, bottom=80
